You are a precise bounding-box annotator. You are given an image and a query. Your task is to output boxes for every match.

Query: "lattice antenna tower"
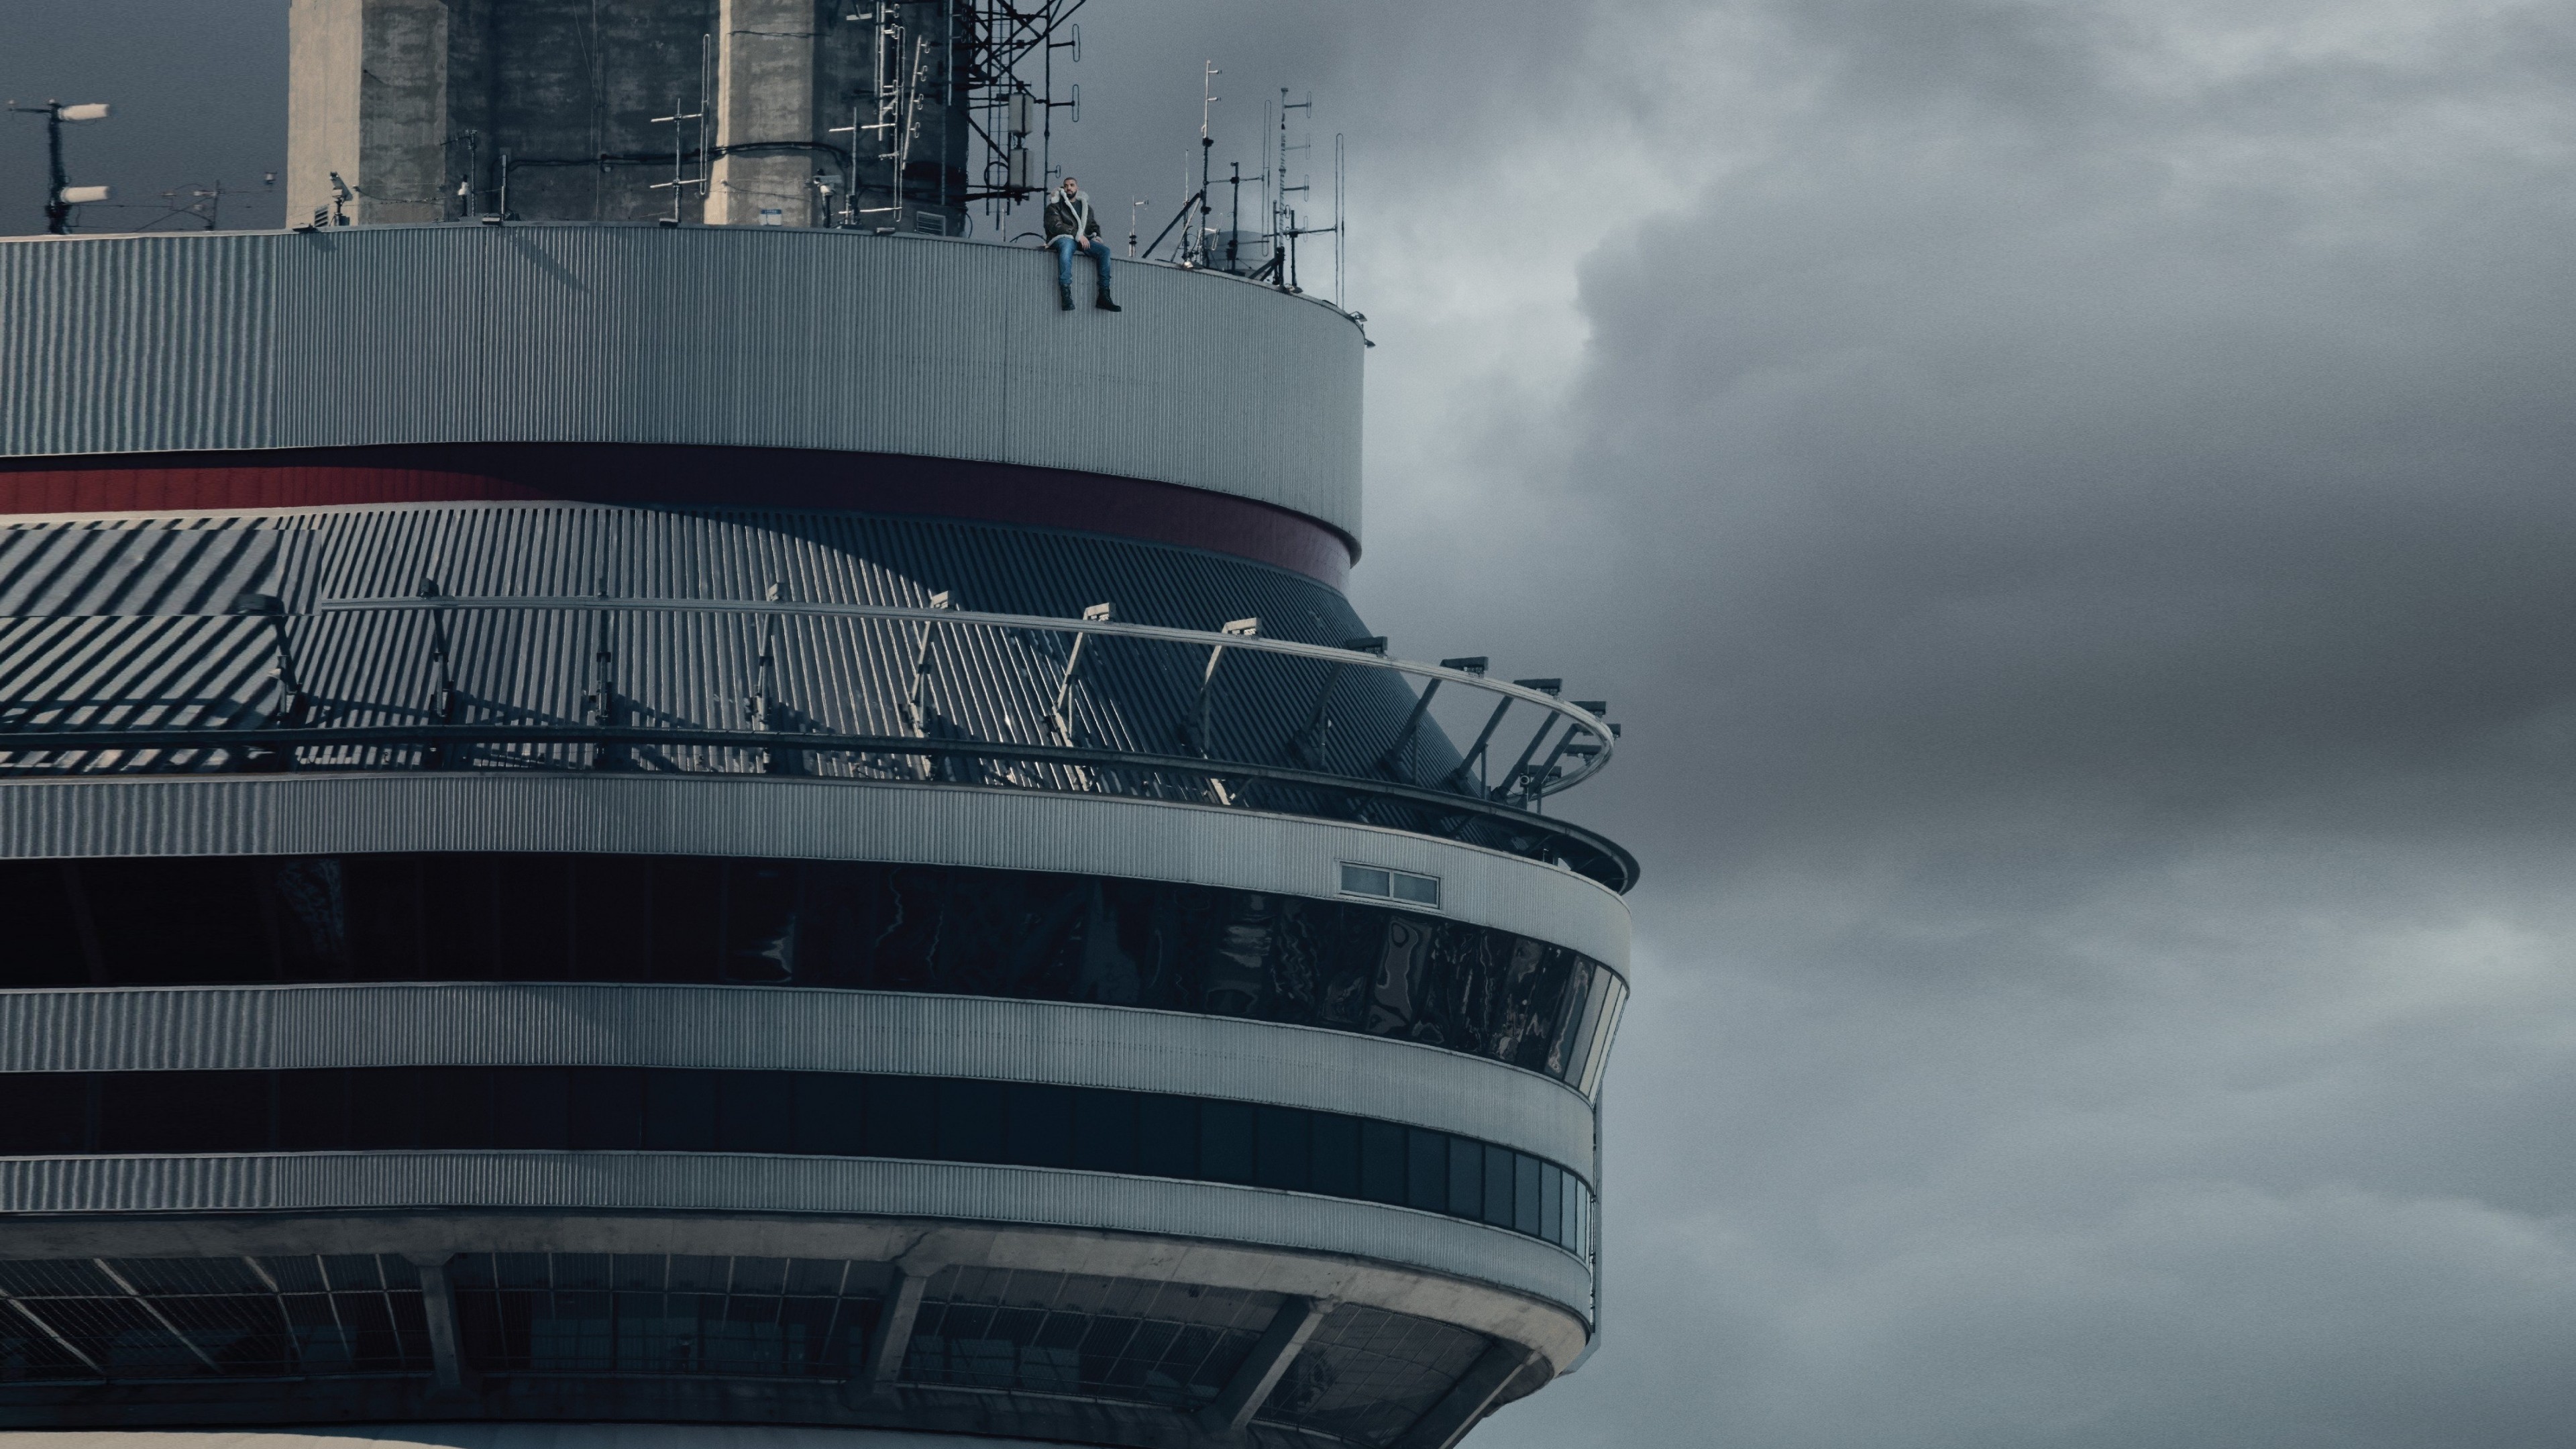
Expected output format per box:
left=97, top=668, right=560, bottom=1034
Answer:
left=953, top=0, right=1086, bottom=234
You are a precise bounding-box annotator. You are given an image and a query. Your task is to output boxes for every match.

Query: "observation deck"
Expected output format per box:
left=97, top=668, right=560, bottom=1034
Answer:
left=0, top=223, right=1629, bottom=1449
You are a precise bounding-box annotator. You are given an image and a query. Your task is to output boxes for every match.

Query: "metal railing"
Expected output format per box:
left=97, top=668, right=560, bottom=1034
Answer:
left=0, top=596, right=1635, bottom=890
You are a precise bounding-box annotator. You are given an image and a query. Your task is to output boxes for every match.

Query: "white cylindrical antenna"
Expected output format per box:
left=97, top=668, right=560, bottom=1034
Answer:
left=58, top=184, right=110, bottom=204
left=58, top=103, right=111, bottom=123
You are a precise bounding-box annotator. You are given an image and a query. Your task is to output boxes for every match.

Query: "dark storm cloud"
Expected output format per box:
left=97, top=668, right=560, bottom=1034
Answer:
left=1357, top=3, right=2576, bottom=1446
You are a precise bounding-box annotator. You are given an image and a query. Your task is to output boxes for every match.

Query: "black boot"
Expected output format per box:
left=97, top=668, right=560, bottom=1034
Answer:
left=1095, top=288, right=1122, bottom=312
left=1058, top=282, right=1075, bottom=311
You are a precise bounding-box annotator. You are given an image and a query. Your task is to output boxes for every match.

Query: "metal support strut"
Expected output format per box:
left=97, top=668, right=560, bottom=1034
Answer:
left=1198, top=1294, right=1334, bottom=1434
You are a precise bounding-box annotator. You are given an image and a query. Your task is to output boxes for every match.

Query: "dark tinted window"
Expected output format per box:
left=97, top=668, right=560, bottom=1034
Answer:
left=3, top=1067, right=1593, bottom=1256
left=0, top=853, right=1621, bottom=1087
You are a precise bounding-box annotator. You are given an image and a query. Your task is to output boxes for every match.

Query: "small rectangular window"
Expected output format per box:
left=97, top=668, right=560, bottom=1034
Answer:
left=1405, top=1128, right=1448, bottom=1212
left=1483, top=1144, right=1516, bottom=1227
left=1448, top=1135, right=1483, bottom=1220
left=1340, top=862, right=1440, bottom=908
left=1200, top=1099, right=1256, bottom=1183
left=1071, top=1088, right=1139, bottom=1173
left=865, top=1075, right=937, bottom=1159
left=1254, top=1106, right=1311, bottom=1191
left=1138, top=1093, right=1200, bottom=1179
left=1540, top=1163, right=1564, bottom=1244
left=1311, top=1113, right=1361, bottom=1197
left=1360, top=1120, right=1407, bottom=1203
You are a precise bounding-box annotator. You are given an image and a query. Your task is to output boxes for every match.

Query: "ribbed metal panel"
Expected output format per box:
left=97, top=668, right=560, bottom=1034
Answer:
left=0, top=514, right=292, bottom=615
left=0, top=233, right=274, bottom=457
left=0, top=985, right=1594, bottom=1166
left=0, top=225, right=1363, bottom=539
left=0, top=774, right=1631, bottom=970
left=0, top=1153, right=1595, bottom=1317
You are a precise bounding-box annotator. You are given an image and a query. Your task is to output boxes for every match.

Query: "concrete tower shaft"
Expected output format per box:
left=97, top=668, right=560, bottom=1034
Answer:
left=288, top=0, right=981, bottom=232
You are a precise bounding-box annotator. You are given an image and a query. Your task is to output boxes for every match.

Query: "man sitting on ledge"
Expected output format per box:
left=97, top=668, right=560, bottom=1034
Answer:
left=1046, top=176, right=1120, bottom=313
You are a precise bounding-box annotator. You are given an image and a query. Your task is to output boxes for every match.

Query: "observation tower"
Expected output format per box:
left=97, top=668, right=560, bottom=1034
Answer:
left=0, top=5, right=1633, bottom=1449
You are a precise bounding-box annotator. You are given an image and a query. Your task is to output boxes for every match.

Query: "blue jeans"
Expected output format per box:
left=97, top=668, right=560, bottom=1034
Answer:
left=1053, top=235, right=1112, bottom=289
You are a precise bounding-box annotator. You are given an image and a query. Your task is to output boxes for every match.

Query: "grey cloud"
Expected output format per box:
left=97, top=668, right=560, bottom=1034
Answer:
left=11, top=1, right=2576, bottom=1446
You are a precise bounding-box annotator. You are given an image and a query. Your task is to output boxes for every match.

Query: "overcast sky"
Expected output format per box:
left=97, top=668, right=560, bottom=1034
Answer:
left=12, top=1, right=2576, bottom=1445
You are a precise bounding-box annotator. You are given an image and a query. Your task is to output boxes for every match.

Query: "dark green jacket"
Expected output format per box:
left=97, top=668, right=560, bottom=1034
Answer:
left=1044, top=191, right=1100, bottom=241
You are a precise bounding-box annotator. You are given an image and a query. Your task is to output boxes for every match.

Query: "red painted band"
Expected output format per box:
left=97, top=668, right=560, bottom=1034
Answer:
left=0, top=444, right=1356, bottom=588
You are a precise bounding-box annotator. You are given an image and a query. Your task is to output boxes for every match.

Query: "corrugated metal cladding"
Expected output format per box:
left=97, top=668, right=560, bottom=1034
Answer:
left=0, top=225, right=1365, bottom=539
left=0, top=233, right=274, bottom=458
left=0, top=985, right=1594, bottom=1165
left=0, top=1153, right=1596, bottom=1320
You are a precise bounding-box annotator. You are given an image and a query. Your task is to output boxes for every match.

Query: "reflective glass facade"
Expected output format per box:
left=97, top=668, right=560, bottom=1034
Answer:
left=0, top=1253, right=434, bottom=1383
left=0, top=1067, right=1593, bottom=1256
left=0, top=1248, right=1513, bottom=1446
left=0, top=853, right=1626, bottom=1087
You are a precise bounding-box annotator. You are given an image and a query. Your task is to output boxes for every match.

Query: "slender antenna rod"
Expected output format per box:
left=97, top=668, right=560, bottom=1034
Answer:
left=1194, top=60, right=1218, bottom=266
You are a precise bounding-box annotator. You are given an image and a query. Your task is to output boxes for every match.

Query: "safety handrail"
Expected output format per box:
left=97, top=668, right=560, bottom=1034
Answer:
left=309, top=594, right=1620, bottom=798
left=0, top=723, right=1639, bottom=891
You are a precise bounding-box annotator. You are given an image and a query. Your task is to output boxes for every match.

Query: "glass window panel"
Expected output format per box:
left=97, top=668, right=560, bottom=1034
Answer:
left=493, top=854, right=573, bottom=981
left=642, top=1069, right=717, bottom=1152
left=277, top=1069, right=348, bottom=1151
left=569, top=1068, right=644, bottom=1150
left=718, top=1071, right=794, bottom=1154
left=1360, top=1120, right=1406, bottom=1203
left=99, top=1069, right=265, bottom=1153
left=1446, top=1136, right=1483, bottom=1220
left=1540, top=1163, right=1564, bottom=1245
left=347, top=1067, right=429, bottom=1151
left=1514, top=1152, right=1542, bottom=1236
left=1198, top=1099, right=1255, bottom=1184
left=792, top=1073, right=867, bottom=1156
left=490, top=1067, right=570, bottom=1150
left=0, top=861, right=91, bottom=989
left=0, top=1073, right=90, bottom=1155
left=865, top=1075, right=937, bottom=1159
left=649, top=858, right=724, bottom=983
left=1005, top=1082, right=1074, bottom=1168
left=1309, top=1114, right=1360, bottom=1198
left=1405, top=1129, right=1446, bottom=1212
left=1254, top=1107, right=1310, bottom=1191
left=722, top=860, right=802, bottom=984
left=572, top=854, right=652, bottom=983
left=1482, top=1144, right=1515, bottom=1227
left=936, top=1079, right=1009, bottom=1164
left=417, top=1066, right=490, bottom=1150
left=1137, top=1094, right=1198, bottom=1179
left=1071, top=1088, right=1139, bottom=1173
left=36, top=854, right=1627, bottom=1087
